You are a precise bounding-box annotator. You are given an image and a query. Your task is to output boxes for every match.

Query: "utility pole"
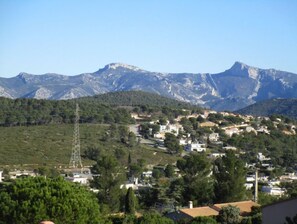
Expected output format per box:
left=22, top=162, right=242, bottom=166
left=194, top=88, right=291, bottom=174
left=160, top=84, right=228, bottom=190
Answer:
left=254, top=168, right=258, bottom=203
left=69, top=103, right=83, bottom=169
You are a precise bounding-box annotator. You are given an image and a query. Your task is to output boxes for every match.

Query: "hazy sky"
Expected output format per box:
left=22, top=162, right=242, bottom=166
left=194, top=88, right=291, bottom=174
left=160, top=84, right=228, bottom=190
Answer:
left=0, top=0, right=296, bottom=77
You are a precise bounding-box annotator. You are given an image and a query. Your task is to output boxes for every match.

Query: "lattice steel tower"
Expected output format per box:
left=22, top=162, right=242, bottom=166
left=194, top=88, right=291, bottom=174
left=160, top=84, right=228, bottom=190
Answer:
left=69, top=103, right=83, bottom=168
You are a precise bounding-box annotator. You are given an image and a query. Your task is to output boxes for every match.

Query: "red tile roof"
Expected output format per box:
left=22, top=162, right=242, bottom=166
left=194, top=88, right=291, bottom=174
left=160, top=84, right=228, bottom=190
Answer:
left=178, top=201, right=260, bottom=218
left=212, top=200, right=259, bottom=216
left=180, top=206, right=219, bottom=217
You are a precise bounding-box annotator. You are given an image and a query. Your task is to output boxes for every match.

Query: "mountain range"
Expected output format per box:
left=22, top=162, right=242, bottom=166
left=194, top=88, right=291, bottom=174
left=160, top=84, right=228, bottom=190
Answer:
left=1, top=62, right=297, bottom=111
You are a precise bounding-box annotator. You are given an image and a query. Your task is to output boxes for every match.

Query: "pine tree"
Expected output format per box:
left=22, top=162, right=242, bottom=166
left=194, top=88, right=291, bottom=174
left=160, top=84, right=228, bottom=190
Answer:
left=128, top=152, right=132, bottom=165
left=213, top=151, right=247, bottom=203
left=125, top=187, right=136, bottom=214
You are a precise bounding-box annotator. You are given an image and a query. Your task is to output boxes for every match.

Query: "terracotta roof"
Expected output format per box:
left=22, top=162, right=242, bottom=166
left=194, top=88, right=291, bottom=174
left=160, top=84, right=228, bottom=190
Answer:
left=212, top=200, right=259, bottom=216
left=199, top=121, right=218, bottom=127
left=180, top=206, right=219, bottom=217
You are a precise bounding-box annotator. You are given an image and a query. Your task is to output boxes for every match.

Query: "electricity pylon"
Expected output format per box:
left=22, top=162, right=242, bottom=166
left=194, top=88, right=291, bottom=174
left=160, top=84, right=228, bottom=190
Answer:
left=69, top=103, right=83, bottom=168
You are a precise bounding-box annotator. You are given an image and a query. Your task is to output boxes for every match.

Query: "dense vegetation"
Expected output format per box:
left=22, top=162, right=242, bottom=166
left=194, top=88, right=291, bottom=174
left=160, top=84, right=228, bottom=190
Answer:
left=228, top=123, right=297, bottom=171
left=0, top=177, right=102, bottom=224
left=0, top=177, right=176, bottom=224
left=80, top=91, right=198, bottom=109
left=237, top=98, right=297, bottom=120
left=0, top=91, right=202, bottom=127
left=0, top=97, right=134, bottom=126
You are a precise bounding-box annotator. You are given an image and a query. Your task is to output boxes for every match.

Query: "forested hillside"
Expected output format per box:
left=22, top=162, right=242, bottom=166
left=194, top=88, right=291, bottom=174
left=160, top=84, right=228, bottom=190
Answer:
left=0, top=97, right=134, bottom=126
left=79, top=91, right=199, bottom=109
left=0, top=91, right=201, bottom=127
left=237, top=98, right=297, bottom=120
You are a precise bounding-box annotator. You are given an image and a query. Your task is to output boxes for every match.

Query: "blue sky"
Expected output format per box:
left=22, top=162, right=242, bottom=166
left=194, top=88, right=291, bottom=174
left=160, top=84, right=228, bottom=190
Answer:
left=0, top=0, right=296, bottom=77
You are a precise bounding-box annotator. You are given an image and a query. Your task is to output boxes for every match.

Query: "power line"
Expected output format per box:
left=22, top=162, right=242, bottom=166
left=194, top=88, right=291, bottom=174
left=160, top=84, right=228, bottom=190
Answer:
left=69, top=103, right=83, bottom=168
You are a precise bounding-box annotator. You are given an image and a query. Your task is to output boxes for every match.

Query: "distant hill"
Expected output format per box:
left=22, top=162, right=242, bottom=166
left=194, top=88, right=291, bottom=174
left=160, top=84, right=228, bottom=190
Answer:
left=79, top=91, right=198, bottom=109
left=0, top=91, right=200, bottom=126
left=236, top=98, right=297, bottom=119
left=1, top=62, right=297, bottom=111
left=0, top=97, right=134, bottom=126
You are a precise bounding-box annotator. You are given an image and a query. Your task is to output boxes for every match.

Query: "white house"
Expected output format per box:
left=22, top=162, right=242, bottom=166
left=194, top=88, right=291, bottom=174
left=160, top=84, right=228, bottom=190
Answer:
left=209, top=153, right=226, bottom=159
left=279, top=172, right=297, bottom=181
left=223, top=146, right=237, bottom=151
left=262, top=186, right=285, bottom=196
left=158, top=124, right=181, bottom=137
left=257, top=126, right=270, bottom=134
left=65, top=173, right=91, bottom=185
left=120, top=177, right=152, bottom=190
left=185, top=142, right=206, bottom=152
left=224, top=127, right=241, bottom=137
left=257, top=153, right=271, bottom=162
left=245, top=183, right=253, bottom=190
left=246, top=126, right=257, bottom=134
left=209, top=133, right=219, bottom=142
left=120, top=177, right=139, bottom=190
left=142, top=171, right=153, bottom=178
left=179, top=138, right=188, bottom=146
left=9, top=170, right=36, bottom=179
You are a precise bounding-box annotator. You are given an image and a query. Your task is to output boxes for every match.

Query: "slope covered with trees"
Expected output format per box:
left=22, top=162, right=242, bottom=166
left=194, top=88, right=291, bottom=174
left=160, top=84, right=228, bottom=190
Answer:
left=80, top=91, right=198, bottom=109
left=237, top=98, right=297, bottom=120
left=0, top=97, right=134, bottom=126
left=0, top=91, right=201, bottom=127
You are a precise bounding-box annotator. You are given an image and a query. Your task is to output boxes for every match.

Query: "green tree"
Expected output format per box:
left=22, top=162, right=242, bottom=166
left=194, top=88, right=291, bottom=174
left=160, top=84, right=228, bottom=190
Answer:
left=164, top=133, right=182, bottom=154
left=159, top=118, right=168, bottom=125
left=138, top=212, right=174, bottom=224
left=165, top=164, right=175, bottom=178
left=217, top=205, right=241, bottom=224
left=91, top=154, right=125, bottom=212
left=249, top=206, right=262, bottom=224
left=36, top=166, right=60, bottom=178
left=281, top=180, right=297, bottom=198
left=125, top=187, right=137, bottom=215
left=177, top=153, right=214, bottom=206
left=213, top=151, right=247, bottom=203
left=128, top=152, right=132, bottom=165
left=190, top=216, right=217, bottom=224
left=0, top=177, right=101, bottom=224
left=129, top=164, right=143, bottom=178
left=152, top=168, right=165, bottom=179
left=128, top=132, right=137, bottom=147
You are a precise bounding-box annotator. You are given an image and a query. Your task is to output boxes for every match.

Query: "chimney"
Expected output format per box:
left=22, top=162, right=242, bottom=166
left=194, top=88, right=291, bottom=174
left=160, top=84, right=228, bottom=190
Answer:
left=188, top=201, right=193, bottom=209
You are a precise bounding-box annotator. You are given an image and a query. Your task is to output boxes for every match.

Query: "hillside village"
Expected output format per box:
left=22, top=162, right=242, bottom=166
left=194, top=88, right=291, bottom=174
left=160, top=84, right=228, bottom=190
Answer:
left=1, top=108, right=297, bottom=193
left=129, top=110, right=297, bottom=196
left=1, top=103, right=297, bottom=223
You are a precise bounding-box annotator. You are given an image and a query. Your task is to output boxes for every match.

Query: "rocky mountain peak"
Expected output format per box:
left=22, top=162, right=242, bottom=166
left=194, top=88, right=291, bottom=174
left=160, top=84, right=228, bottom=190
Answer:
left=228, top=61, right=259, bottom=79
left=17, top=72, right=35, bottom=83
left=103, top=63, right=143, bottom=72
left=1, top=62, right=296, bottom=111
left=230, top=61, right=249, bottom=71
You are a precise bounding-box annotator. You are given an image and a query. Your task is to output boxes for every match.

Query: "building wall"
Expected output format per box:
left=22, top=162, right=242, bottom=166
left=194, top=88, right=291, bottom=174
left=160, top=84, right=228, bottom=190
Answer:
left=262, top=198, right=297, bottom=224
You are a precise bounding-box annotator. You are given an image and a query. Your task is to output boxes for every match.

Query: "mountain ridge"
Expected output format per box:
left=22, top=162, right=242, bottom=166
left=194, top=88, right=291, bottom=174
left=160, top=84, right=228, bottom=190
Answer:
left=1, top=62, right=296, bottom=111
left=237, top=98, right=297, bottom=120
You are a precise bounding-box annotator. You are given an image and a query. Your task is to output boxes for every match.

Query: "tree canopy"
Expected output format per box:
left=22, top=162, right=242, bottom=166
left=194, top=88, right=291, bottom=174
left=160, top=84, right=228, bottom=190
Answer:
left=176, top=153, right=214, bottom=206
left=0, top=177, right=101, bottom=224
left=213, top=151, right=247, bottom=203
left=91, top=154, right=125, bottom=213
left=125, top=187, right=137, bottom=215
